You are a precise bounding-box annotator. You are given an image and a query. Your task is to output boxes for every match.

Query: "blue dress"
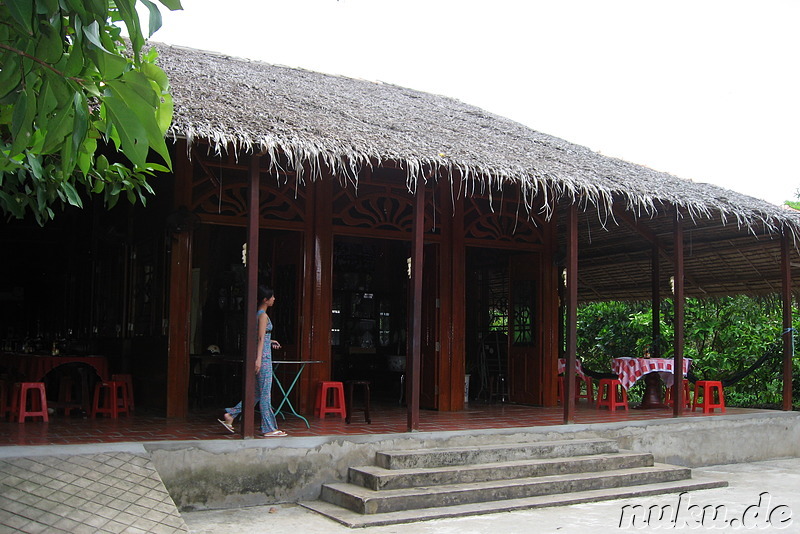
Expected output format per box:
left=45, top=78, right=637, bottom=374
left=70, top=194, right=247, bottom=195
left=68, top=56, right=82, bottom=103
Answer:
left=225, top=310, right=278, bottom=434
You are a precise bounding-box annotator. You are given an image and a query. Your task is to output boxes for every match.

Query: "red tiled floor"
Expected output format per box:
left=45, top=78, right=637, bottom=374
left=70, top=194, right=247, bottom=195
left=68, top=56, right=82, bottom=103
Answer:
left=0, top=401, right=767, bottom=446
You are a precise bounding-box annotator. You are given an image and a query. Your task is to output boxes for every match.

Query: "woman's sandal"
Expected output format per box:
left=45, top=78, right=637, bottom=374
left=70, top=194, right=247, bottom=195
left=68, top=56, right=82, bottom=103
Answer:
left=217, top=417, right=235, bottom=433
left=260, top=430, right=287, bottom=437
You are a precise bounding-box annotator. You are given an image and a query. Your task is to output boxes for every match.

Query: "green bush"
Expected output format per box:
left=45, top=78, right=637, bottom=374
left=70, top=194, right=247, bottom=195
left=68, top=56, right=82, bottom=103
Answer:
left=575, top=296, right=799, bottom=409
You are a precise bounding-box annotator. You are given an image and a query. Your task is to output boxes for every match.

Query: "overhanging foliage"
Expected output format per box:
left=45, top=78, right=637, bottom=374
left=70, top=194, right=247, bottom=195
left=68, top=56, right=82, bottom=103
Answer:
left=0, top=0, right=182, bottom=224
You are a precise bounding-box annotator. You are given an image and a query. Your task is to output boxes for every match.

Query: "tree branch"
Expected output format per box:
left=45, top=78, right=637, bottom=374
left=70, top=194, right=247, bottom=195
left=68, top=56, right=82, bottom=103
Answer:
left=0, top=43, right=84, bottom=84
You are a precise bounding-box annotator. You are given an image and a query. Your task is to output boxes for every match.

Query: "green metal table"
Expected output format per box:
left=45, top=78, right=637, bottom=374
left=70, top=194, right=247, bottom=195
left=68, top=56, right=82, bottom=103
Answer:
left=272, top=360, right=323, bottom=428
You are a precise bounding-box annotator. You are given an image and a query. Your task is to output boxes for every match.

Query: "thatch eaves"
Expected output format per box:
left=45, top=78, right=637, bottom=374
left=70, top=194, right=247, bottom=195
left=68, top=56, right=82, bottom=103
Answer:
left=153, top=43, right=800, bottom=300
left=154, top=43, right=800, bottom=239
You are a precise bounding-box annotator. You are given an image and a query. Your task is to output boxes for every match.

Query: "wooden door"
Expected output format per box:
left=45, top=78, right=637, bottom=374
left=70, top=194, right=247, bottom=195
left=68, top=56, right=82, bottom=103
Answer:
left=420, top=243, right=439, bottom=409
left=269, top=231, right=304, bottom=408
left=508, top=253, right=541, bottom=404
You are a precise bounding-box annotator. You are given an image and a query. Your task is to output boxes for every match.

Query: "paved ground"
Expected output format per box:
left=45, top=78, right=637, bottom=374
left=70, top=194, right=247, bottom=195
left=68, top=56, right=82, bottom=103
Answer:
left=0, top=446, right=188, bottom=534
left=182, top=457, right=800, bottom=533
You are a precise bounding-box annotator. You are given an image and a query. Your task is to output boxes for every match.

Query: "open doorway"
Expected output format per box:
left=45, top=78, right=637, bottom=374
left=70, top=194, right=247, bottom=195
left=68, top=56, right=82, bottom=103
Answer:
left=330, top=236, right=410, bottom=403
left=189, top=225, right=302, bottom=410
left=467, top=247, right=544, bottom=405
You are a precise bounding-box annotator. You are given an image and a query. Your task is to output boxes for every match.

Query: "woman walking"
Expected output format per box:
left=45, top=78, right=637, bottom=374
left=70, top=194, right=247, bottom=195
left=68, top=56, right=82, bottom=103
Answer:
left=218, top=285, right=287, bottom=437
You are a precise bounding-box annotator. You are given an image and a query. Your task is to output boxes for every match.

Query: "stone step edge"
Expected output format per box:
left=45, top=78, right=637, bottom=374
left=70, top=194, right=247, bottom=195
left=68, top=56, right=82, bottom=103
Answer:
left=301, top=476, right=728, bottom=528
left=329, top=463, right=689, bottom=502
left=376, top=438, right=619, bottom=469
left=376, top=438, right=616, bottom=460
left=352, top=451, right=655, bottom=489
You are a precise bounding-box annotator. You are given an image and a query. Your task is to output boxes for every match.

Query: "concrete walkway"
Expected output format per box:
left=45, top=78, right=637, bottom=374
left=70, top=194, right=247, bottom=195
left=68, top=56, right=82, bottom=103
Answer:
left=182, top=457, right=800, bottom=533
left=0, top=445, right=189, bottom=533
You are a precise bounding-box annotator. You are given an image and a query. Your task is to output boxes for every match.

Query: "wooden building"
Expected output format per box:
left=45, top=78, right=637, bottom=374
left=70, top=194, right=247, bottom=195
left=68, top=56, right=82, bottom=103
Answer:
left=2, top=43, right=799, bottom=429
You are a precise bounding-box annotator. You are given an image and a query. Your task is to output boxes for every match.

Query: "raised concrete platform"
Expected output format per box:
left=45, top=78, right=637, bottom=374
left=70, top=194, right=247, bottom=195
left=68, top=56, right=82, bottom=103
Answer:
left=0, top=410, right=797, bottom=530
left=145, top=410, right=799, bottom=511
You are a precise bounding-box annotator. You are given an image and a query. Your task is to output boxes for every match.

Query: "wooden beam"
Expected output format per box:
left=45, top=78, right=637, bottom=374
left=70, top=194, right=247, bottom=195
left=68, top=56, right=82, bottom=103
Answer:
left=407, top=178, right=425, bottom=431
left=241, top=155, right=260, bottom=438
left=781, top=234, right=794, bottom=411
left=612, top=208, right=659, bottom=244
left=672, top=209, right=685, bottom=418
left=564, top=203, right=578, bottom=424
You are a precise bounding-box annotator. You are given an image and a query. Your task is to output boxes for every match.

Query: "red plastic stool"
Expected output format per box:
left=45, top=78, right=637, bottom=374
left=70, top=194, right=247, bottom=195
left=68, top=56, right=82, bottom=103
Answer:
left=596, top=379, right=629, bottom=411
left=576, top=375, right=594, bottom=403
left=556, top=376, right=564, bottom=404
left=11, top=382, right=49, bottom=423
left=692, top=380, right=725, bottom=413
left=314, top=381, right=346, bottom=419
left=112, top=374, right=135, bottom=413
left=557, top=375, right=594, bottom=404
left=91, top=381, right=130, bottom=418
left=664, top=379, right=692, bottom=409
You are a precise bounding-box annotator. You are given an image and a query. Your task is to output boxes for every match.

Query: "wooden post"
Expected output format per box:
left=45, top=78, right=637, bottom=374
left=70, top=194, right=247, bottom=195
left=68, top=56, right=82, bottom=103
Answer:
left=451, top=189, right=466, bottom=411
left=439, top=179, right=466, bottom=410
left=166, top=229, right=192, bottom=418
left=166, top=139, right=192, bottom=419
left=672, top=209, right=685, bottom=417
left=407, top=177, right=425, bottom=431
left=563, top=203, right=578, bottom=424
left=651, top=242, right=661, bottom=358
left=305, top=177, right=334, bottom=412
left=241, top=155, right=260, bottom=438
left=781, top=234, right=794, bottom=411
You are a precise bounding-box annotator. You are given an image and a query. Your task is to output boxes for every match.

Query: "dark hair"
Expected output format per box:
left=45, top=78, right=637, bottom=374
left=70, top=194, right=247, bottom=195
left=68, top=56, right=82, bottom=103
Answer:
left=258, top=285, right=274, bottom=301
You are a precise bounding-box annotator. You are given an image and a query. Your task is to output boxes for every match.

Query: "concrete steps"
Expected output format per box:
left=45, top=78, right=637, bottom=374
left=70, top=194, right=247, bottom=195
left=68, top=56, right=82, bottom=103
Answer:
left=300, top=437, right=727, bottom=527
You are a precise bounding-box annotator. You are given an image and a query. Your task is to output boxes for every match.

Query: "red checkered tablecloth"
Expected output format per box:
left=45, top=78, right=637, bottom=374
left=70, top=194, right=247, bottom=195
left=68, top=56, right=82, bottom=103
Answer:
left=557, top=358, right=587, bottom=380
left=611, top=357, right=691, bottom=390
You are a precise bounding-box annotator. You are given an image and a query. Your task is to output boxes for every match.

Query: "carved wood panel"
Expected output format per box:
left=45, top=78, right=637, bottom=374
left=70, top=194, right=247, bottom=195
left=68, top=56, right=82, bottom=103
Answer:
left=331, top=177, right=435, bottom=236
left=187, top=151, right=306, bottom=227
left=464, top=190, right=545, bottom=245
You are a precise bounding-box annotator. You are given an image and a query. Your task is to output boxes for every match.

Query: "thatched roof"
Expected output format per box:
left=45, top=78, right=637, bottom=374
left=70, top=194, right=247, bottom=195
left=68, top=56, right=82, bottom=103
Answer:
left=154, top=43, right=800, bottom=300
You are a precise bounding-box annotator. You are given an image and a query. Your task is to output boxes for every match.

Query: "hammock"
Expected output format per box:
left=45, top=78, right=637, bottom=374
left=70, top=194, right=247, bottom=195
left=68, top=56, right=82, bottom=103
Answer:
left=579, top=365, right=618, bottom=381
left=688, top=337, right=788, bottom=388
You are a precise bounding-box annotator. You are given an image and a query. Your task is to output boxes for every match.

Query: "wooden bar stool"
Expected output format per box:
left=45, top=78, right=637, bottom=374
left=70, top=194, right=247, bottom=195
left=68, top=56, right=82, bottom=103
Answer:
left=344, top=380, right=371, bottom=424
left=112, top=374, right=135, bottom=413
left=314, top=381, right=346, bottom=419
left=692, top=380, right=725, bottom=413
left=56, top=376, right=83, bottom=416
left=596, top=378, right=628, bottom=411
left=11, top=382, right=49, bottom=423
left=0, top=380, right=10, bottom=421
left=664, top=379, right=692, bottom=409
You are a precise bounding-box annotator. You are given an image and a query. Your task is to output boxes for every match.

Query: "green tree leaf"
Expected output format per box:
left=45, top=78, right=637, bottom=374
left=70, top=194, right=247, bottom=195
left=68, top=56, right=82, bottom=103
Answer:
left=0, top=0, right=181, bottom=224
left=5, top=0, right=34, bottom=34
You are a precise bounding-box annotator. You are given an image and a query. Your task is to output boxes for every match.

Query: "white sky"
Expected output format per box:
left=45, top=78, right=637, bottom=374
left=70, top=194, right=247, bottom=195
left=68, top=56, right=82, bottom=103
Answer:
left=152, top=0, right=800, bottom=205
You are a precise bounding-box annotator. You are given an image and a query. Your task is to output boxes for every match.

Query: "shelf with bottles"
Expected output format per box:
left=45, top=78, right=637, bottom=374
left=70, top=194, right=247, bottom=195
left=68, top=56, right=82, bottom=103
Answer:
left=332, top=290, right=398, bottom=353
